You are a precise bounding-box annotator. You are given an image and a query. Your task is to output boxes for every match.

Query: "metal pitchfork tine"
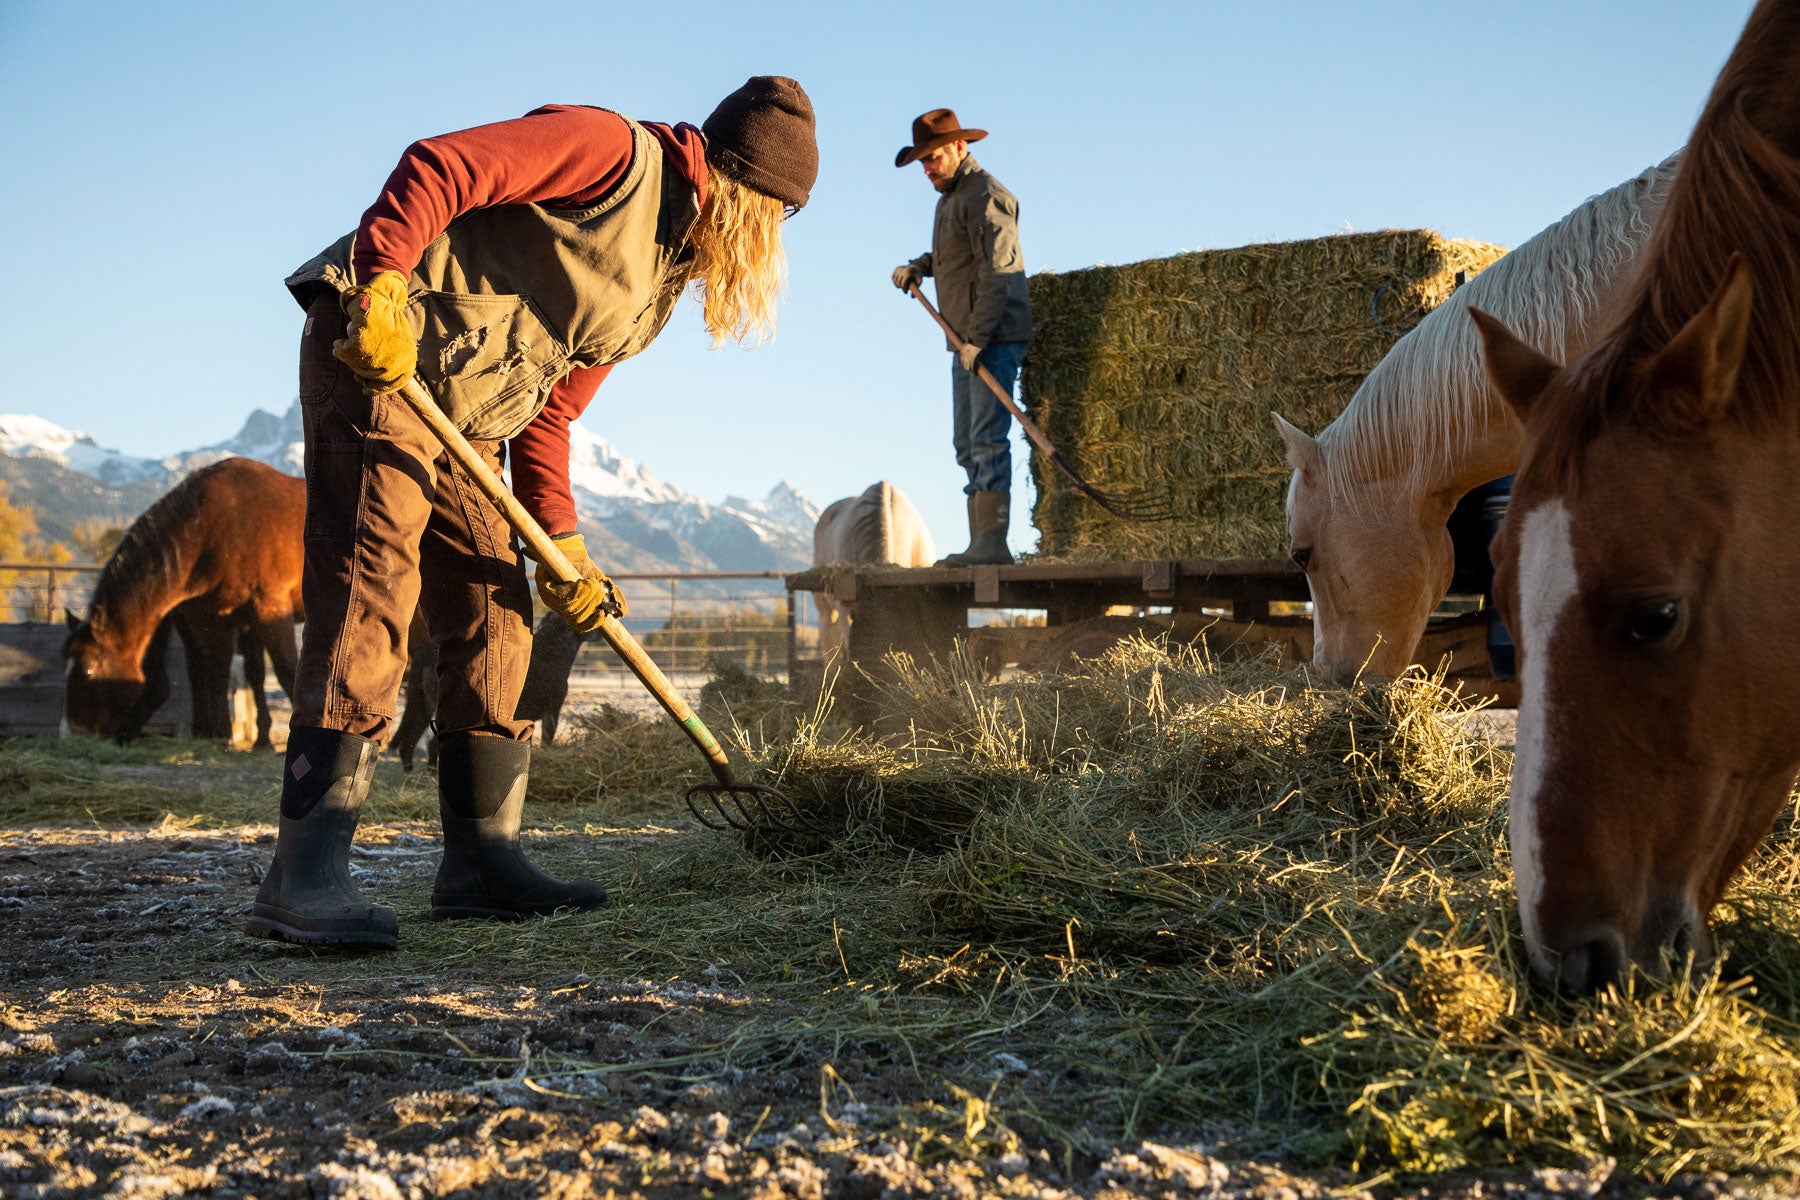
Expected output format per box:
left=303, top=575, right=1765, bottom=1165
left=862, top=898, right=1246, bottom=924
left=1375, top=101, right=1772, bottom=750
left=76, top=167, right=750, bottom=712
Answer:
left=907, top=284, right=1174, bottom=523
left=392, top=376, right=821, bottom=836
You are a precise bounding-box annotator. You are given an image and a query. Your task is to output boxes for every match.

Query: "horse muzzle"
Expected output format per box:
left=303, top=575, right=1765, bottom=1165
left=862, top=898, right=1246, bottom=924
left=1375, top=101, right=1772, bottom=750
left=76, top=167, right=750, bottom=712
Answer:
left=1535, top=894, right=1710, bottom=994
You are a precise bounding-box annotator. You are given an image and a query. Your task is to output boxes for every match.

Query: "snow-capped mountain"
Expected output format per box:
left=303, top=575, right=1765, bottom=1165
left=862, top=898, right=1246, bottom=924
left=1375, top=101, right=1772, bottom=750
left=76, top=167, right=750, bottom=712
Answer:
left=0, top=415, right=173, bottom=489
left=0, top=404, right=819, bottom=577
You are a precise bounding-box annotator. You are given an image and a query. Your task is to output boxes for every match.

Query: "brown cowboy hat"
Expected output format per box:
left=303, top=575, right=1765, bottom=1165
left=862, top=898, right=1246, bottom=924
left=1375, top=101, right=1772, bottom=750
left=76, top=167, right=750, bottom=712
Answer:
left=894, top=108, right=987, bottom=168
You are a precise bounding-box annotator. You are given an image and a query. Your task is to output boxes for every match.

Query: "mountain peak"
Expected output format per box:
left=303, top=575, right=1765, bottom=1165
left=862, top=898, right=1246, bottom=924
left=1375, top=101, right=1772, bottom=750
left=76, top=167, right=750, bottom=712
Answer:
left=0, top=404, right=820, bottom=576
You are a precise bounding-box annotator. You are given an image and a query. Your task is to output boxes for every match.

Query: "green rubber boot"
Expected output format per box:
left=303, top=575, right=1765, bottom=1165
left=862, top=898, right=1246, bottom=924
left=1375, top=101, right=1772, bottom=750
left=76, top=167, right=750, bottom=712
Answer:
left=939, top=491, right=1013, bottom=567
left=431, top=733, right=608, bottom=921
left=246, top=727, right=398, bottom=949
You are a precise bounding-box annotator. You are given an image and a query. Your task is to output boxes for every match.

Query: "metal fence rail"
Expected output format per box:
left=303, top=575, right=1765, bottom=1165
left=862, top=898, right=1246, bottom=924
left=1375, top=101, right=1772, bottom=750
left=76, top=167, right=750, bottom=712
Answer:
left=8, top=564, right=820, bottom=717
left=0, top=562, right=102, bottom=623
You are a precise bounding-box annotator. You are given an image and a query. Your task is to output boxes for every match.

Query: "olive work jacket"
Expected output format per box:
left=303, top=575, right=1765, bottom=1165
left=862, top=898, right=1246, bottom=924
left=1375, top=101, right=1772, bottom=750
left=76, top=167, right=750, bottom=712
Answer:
left=285, top=112, right=698, bottom=442
left=907, top=154, right=1032, bottom=351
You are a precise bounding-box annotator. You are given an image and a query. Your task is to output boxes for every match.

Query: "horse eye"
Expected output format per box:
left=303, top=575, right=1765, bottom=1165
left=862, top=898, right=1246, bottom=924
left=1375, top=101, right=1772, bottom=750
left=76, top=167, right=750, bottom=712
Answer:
left=1291, top=547, right=1313, bottom=571
left=1620, top=596, right=1682, bottom=646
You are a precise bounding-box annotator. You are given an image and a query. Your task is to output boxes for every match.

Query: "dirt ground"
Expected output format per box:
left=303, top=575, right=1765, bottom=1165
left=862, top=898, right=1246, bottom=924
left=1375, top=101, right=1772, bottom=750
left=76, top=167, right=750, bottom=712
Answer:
left=0, top=718, right=1771, bottom=1199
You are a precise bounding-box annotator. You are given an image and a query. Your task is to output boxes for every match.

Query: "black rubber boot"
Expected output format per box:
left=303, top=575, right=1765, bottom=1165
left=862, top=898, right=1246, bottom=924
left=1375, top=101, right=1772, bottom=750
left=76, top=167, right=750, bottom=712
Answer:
left=431, top=733, right=608, bottom=921
left=939, top=491, right=1014, bottom=567
left=246, top=727, right=398, bottom=949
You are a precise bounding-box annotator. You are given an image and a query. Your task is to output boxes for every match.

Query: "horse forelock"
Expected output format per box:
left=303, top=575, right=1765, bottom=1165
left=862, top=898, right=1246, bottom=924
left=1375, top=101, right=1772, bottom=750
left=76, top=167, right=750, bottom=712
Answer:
left=1318, top=154, right=1678, bottom=498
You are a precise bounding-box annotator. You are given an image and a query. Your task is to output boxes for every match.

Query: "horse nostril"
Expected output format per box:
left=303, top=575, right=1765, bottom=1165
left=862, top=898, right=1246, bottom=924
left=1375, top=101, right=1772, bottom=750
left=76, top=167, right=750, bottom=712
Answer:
left=1555, top=929, right=1628, bottom=994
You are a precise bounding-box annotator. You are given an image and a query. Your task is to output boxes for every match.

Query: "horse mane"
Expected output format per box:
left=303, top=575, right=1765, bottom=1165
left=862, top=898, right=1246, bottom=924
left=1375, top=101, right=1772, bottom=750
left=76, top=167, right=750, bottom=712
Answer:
left=86, top=462, right=214, bottom=637
left=844, top=482, right=895, bottom=560
left=1537, top=0, right=1800, bottom=471
left=1317, top=153, right=1679, bottom=496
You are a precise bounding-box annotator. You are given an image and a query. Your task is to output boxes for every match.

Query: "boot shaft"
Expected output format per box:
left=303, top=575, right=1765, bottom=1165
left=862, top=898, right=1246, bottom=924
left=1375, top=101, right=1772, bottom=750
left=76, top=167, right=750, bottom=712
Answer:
left=281, top=725, right=380, bottom=820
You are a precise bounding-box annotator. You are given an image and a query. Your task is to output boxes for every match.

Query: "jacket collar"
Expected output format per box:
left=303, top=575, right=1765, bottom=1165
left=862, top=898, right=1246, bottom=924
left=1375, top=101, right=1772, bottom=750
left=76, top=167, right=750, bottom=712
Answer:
left=940, top=153, right=980, bottom=195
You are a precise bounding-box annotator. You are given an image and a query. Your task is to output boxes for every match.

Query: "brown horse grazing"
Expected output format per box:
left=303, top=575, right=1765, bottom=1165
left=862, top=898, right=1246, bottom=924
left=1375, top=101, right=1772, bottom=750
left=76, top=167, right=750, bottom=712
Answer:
left=1471, top=0, right=1800, bottom=993
left=83, top=614, right=287, bottom=748
left=63, top=457, right=304, bottom=747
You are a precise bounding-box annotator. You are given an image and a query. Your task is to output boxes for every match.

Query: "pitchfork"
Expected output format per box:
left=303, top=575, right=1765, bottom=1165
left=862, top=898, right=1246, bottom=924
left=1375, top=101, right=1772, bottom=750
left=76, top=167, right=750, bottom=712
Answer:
left=394, top=377, right=817, bottom=835
left=907, top=284, right=1174, bottom=523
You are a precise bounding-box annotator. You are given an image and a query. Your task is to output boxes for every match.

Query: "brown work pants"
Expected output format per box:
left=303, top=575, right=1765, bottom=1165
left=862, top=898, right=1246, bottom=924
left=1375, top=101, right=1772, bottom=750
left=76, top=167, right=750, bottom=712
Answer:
left=291, top=293, right=534, bottom=745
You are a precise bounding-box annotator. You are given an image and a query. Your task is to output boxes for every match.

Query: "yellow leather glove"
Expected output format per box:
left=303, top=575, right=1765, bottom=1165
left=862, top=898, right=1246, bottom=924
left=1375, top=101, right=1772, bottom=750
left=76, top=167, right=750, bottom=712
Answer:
left=332, top=270, right=417, bottom=394
left=536, top=533, right=626, bottom=631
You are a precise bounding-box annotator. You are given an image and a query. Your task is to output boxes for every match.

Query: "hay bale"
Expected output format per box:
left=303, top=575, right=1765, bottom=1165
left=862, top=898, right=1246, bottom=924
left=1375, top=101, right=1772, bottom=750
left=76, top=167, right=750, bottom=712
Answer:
left=1024, top=231, right=1508, bottom=559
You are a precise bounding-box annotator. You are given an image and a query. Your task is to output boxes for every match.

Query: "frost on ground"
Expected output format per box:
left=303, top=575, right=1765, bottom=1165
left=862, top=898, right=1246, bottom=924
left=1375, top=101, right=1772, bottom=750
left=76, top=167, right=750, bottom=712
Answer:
left=0, top=822, right=1770, bottom=1198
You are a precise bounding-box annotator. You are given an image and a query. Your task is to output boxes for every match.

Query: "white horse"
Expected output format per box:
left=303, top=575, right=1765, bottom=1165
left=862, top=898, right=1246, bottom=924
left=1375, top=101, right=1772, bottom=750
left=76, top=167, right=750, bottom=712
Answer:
left=1275, top=154, right=1679, bottom=681
left=812, top=481, right=935, bottom=663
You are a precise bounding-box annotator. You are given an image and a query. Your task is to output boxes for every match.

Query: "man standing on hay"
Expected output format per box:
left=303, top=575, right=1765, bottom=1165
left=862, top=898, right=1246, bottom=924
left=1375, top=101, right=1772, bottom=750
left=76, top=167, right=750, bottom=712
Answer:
left=891, top=109, right=1032, bottom=566
left=250, top=79, right=817, bottom=949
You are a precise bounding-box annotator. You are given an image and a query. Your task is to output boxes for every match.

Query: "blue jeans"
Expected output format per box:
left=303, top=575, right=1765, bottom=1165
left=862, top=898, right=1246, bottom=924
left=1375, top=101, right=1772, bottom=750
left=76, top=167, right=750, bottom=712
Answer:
left=951, top=341, right=1027, bottom=494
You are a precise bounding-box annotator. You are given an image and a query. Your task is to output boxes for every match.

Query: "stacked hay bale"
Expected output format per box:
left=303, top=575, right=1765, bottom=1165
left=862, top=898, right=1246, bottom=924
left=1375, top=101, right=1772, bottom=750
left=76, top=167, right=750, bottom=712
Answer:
left=1024, top=231, right=1508, bottom=560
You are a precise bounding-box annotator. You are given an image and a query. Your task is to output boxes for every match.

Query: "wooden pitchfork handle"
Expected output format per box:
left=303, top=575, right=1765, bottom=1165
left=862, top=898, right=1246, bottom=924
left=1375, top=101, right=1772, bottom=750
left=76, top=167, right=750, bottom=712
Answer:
left=907, top=284, right=1060, bottom=461
left=390, top=375, right=739, bottom=787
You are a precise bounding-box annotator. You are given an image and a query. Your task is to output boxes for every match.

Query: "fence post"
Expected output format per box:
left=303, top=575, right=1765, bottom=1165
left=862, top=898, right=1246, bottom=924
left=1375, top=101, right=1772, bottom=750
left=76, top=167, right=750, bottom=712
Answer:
left=786, top=586, right=797, bottom=681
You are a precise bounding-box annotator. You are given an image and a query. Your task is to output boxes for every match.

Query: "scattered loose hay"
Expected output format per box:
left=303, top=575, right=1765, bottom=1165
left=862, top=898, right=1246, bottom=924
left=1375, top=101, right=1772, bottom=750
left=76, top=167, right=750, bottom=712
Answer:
left=723, top=640, right=1800, bottom=1176
left=1024, top=231, right=1508, bottom=559
left=10, top=645, right=1800, bottom=1181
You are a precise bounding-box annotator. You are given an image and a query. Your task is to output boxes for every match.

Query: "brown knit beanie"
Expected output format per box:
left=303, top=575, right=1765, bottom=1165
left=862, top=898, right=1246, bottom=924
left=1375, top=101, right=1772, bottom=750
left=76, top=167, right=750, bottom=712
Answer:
left=702, top=76, right=818, bottom=210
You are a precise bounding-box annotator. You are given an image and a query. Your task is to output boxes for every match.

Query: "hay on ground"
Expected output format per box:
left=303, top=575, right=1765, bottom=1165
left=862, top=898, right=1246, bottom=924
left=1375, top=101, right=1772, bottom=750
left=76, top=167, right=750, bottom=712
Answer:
left=1024, top=231, right=1508, bottom=559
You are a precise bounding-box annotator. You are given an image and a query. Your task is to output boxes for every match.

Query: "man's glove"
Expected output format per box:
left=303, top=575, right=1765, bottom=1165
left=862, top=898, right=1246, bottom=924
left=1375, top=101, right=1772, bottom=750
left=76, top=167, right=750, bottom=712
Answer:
left=958, top=341, right=983, bottom=372
left=535, top=533, right=627, bottom=632
left=332, top=270, right=417, bottom=394
left=891, top=263, right=922, bottom=291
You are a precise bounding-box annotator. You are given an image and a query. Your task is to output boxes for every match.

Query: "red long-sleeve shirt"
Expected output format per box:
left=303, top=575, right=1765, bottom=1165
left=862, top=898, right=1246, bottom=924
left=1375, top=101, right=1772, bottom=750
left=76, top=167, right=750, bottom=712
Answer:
left=352, top=105, right=710, bottom=536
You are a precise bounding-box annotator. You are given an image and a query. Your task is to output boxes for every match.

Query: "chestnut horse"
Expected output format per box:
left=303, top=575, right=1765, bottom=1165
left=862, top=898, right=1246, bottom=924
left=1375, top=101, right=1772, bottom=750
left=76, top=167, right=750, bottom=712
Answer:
left=1472, top=0, right=1800, bottom=992
left=63, top=457, right=303, bottom=747
left=1276, top=154, right=1677, bottom=680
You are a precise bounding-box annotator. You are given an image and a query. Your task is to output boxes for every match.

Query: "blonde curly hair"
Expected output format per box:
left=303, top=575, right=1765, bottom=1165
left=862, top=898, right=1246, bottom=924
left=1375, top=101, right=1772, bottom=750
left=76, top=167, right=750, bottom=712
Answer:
left=688, top=171, right=789, bottom=347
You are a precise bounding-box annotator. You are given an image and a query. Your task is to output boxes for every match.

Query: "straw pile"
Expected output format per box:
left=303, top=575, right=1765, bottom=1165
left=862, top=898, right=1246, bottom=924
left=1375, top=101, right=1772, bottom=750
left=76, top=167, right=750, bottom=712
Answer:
left=1024, top=231, right=1508, bottom=559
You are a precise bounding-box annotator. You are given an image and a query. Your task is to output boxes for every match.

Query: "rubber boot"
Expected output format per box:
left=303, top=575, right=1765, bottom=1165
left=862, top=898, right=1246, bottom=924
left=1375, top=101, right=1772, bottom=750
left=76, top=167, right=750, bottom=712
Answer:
left=431, top=733, right=608, bottom=921
left=939, top=491, right=1014, bottom=567
left=246, top=727, right=398, bottom=948
left=935, top=494, right=980, bottom=567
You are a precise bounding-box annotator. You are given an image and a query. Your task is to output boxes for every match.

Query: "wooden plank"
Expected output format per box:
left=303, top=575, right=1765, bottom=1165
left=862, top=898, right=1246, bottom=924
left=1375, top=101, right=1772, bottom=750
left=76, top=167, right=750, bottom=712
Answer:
left=787, top=558, right=1304, bottom=596
left=972, top=566, right=1001, bottom=605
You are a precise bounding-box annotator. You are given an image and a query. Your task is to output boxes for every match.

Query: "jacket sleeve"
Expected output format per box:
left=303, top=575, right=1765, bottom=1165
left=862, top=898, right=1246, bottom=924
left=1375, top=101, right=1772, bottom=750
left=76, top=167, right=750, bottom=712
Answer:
left=351, top=105, right=638, bottom=284
left=963, top=184, right=1026, bottom=347
left=909, top=251, right=934, bottom=277
left=509, top=362, right=615, bottom=538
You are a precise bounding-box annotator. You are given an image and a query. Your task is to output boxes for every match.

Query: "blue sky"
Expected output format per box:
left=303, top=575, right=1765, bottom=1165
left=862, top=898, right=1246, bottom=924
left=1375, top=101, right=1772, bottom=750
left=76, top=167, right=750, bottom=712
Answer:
left=0, top=1, right=1756, bottom=553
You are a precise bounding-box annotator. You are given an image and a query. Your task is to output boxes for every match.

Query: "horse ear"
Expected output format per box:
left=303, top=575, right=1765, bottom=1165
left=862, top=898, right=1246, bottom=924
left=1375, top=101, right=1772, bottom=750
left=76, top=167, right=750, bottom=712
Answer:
left=1272, top=413, right=1324, bottom=477
left=1470, top=307, right=1561, bottom=419
left=65, top=608, right=81, bottom=632
left=1649, top=254, right=1753, bottom=428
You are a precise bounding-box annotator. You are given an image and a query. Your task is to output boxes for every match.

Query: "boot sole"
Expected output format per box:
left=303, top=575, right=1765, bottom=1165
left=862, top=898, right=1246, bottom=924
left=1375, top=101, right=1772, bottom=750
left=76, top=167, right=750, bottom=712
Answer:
left=245, top=911, right=398, bottom=950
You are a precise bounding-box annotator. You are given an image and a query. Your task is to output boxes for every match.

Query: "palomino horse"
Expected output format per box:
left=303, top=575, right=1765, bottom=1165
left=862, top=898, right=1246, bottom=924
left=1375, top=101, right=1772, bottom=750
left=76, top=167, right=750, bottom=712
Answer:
left=63, top=457, right=303, bottom=747
left=812, top=481, right=935, bottom=665
left=1472, top=0, right=1800, bottom=993
left=1276, top=154, right=1678, bottom=680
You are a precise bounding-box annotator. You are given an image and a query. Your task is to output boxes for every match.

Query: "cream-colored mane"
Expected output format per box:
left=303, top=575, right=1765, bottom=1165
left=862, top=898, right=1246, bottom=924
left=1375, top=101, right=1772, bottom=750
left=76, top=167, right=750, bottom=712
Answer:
left=1316, top=154, right=1680, bottom=496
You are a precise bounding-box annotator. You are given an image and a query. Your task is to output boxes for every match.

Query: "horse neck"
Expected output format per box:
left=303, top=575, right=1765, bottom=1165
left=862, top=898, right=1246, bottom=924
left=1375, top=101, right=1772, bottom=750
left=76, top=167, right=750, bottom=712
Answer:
left=1320, top=155, right=1675, bottom=504
left=1608, top=6, right=1800, bottom=428
left=89, top=528, right=201, bottom=664
left=1732, top=0, right=1800, bottom=155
